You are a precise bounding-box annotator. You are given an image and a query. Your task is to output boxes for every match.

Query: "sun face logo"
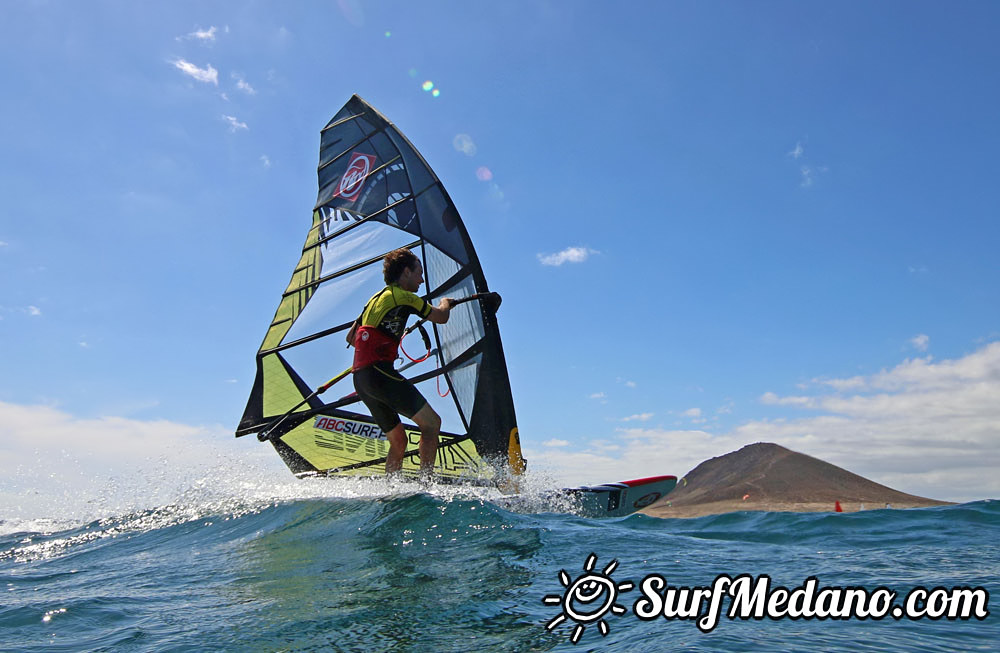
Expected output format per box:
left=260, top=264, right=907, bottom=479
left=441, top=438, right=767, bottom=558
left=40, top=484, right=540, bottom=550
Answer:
left=542, top=553, right=633, bottom=644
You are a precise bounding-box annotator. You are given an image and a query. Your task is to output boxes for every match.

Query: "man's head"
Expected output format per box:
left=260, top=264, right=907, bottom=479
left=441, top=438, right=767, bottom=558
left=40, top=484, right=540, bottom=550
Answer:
left=383, top=247, right=423, bottom=291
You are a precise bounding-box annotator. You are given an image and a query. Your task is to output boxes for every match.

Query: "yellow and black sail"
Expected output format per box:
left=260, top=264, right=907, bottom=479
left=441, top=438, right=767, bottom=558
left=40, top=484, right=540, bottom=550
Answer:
left=236, top=95, right=524, bottom=483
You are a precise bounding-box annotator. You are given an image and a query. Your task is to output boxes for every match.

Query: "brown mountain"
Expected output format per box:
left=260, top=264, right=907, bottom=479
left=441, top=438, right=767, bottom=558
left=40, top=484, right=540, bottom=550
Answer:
left=644, top=442, right=952, bottom=519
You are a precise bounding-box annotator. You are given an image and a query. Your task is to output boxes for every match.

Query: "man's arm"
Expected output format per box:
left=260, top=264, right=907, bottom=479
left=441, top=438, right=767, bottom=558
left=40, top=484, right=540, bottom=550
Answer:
left=426, top=297, right=455, bottom=324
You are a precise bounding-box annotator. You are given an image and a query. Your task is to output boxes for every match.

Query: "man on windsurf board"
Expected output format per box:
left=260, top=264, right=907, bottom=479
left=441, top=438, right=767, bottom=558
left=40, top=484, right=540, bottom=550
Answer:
left=347, top=248, right=455, bottom=478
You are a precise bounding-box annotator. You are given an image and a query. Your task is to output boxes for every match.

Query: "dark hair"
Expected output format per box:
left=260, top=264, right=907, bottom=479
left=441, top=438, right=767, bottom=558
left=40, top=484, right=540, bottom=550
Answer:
left=383, top=248, right=419, bottom=284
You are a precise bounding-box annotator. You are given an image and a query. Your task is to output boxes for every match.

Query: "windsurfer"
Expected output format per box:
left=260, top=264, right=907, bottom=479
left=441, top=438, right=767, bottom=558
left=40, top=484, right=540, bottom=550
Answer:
left=348, top=248, right=455, bottom=478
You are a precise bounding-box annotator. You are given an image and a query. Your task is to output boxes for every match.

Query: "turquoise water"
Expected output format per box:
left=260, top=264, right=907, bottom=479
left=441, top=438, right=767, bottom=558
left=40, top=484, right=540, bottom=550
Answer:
left=2, top=476, right=996, bottom=652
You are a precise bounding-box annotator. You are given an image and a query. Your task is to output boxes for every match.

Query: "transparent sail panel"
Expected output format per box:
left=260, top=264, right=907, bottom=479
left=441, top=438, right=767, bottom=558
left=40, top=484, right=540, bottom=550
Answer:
left=447, top=353, right=482, bottom=425
left=317, top=219, right=417, bottom=278
left=412, top=374, right=464, bottom=434
left=281, top=264, right=381, bottom=345
left=434, top=275, right=484, bottom=365
left=423, top=242, right=462, bottom=295
left=280, top=330, right=356, bottom=395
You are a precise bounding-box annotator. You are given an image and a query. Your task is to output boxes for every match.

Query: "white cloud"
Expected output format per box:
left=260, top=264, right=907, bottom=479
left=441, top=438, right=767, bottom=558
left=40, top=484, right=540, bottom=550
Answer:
left=172, top=59, right=218, bottom=85
left=854, top=350, right=997, bottom=394
left=223, top=115, right=248, bottom=132
left=537, top=246, right=599, bottom=266
left=911, top=334, right=930, bottom=352
left=260, top=155, right=272, bottom=168
left=179, top=26, right=218, bottom=42
left=233, top=73, right=256, bottom=95
left=524, top=427, right=728, bottom=488
left=543, top=439, right=570, bottom=447
left=814, top=375, right=868, bottom=392
left=760, top=392, right=813, bottom=406
left=0, top=240, right=8, bottom=247
left=453, top=134, right=477, bottom=156
left=622, top=413, right=654, bottom=422
left=788, top=140, right=826, bottom=188
left=799, top=164, right=829, bottom=188
left=681, top=408, right=702, bottom=418
left=524, top=342, right=1000, bottom=502
left=589, top=392, right=606, bottom=400
left=1, top=304, right=45, bottom=319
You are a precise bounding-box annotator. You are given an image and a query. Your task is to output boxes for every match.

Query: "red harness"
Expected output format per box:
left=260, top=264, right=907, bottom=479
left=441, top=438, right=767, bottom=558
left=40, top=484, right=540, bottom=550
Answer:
left=352, top=325, right=401, bottom=369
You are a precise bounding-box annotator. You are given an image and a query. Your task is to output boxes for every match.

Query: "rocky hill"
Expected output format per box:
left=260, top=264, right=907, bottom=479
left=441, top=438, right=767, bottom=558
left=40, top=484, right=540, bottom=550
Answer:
left=644, top=442, right=951, bottom=518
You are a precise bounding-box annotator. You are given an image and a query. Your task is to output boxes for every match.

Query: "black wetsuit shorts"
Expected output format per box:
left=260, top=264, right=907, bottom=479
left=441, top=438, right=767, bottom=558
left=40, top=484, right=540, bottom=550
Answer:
left=353, top=362, right=428, bottom=433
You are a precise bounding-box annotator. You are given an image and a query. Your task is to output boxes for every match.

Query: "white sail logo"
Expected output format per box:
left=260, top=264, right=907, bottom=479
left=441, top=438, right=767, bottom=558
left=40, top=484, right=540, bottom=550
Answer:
left=338, top=151, right=375, bottom=202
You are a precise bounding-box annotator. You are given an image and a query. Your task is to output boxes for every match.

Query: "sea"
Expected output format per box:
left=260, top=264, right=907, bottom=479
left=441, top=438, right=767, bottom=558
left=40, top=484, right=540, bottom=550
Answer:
left=2, top=469, right=997, bottom=652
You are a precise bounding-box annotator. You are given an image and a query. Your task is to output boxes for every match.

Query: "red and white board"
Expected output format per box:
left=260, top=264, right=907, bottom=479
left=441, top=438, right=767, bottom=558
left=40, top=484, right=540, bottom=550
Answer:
left=565, top=475, right=677, bottom=518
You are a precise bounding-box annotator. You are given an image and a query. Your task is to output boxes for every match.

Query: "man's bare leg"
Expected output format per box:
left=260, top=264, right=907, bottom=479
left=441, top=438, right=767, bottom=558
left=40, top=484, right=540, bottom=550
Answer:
left=384, top=423, right=407, bottom=475
left=411, top=403, right=441, bottom=475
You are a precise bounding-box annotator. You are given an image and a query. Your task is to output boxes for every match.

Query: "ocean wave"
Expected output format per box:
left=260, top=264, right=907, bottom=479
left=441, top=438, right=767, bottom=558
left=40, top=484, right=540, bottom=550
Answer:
left=2, top=482, right=997, bottom=652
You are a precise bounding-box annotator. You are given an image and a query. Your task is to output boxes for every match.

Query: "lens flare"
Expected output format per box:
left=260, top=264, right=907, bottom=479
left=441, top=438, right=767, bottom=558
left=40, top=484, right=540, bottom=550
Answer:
left=422, top=81, right=434, bottom=92
left=432, top=89, right=440, bottom=97
left=476, top=166, right=493, bottom=181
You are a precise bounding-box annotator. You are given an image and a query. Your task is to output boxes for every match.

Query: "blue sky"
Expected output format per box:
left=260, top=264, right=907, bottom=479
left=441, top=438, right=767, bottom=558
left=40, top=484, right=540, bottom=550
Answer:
left=2, top=1, right=999, bottom=507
